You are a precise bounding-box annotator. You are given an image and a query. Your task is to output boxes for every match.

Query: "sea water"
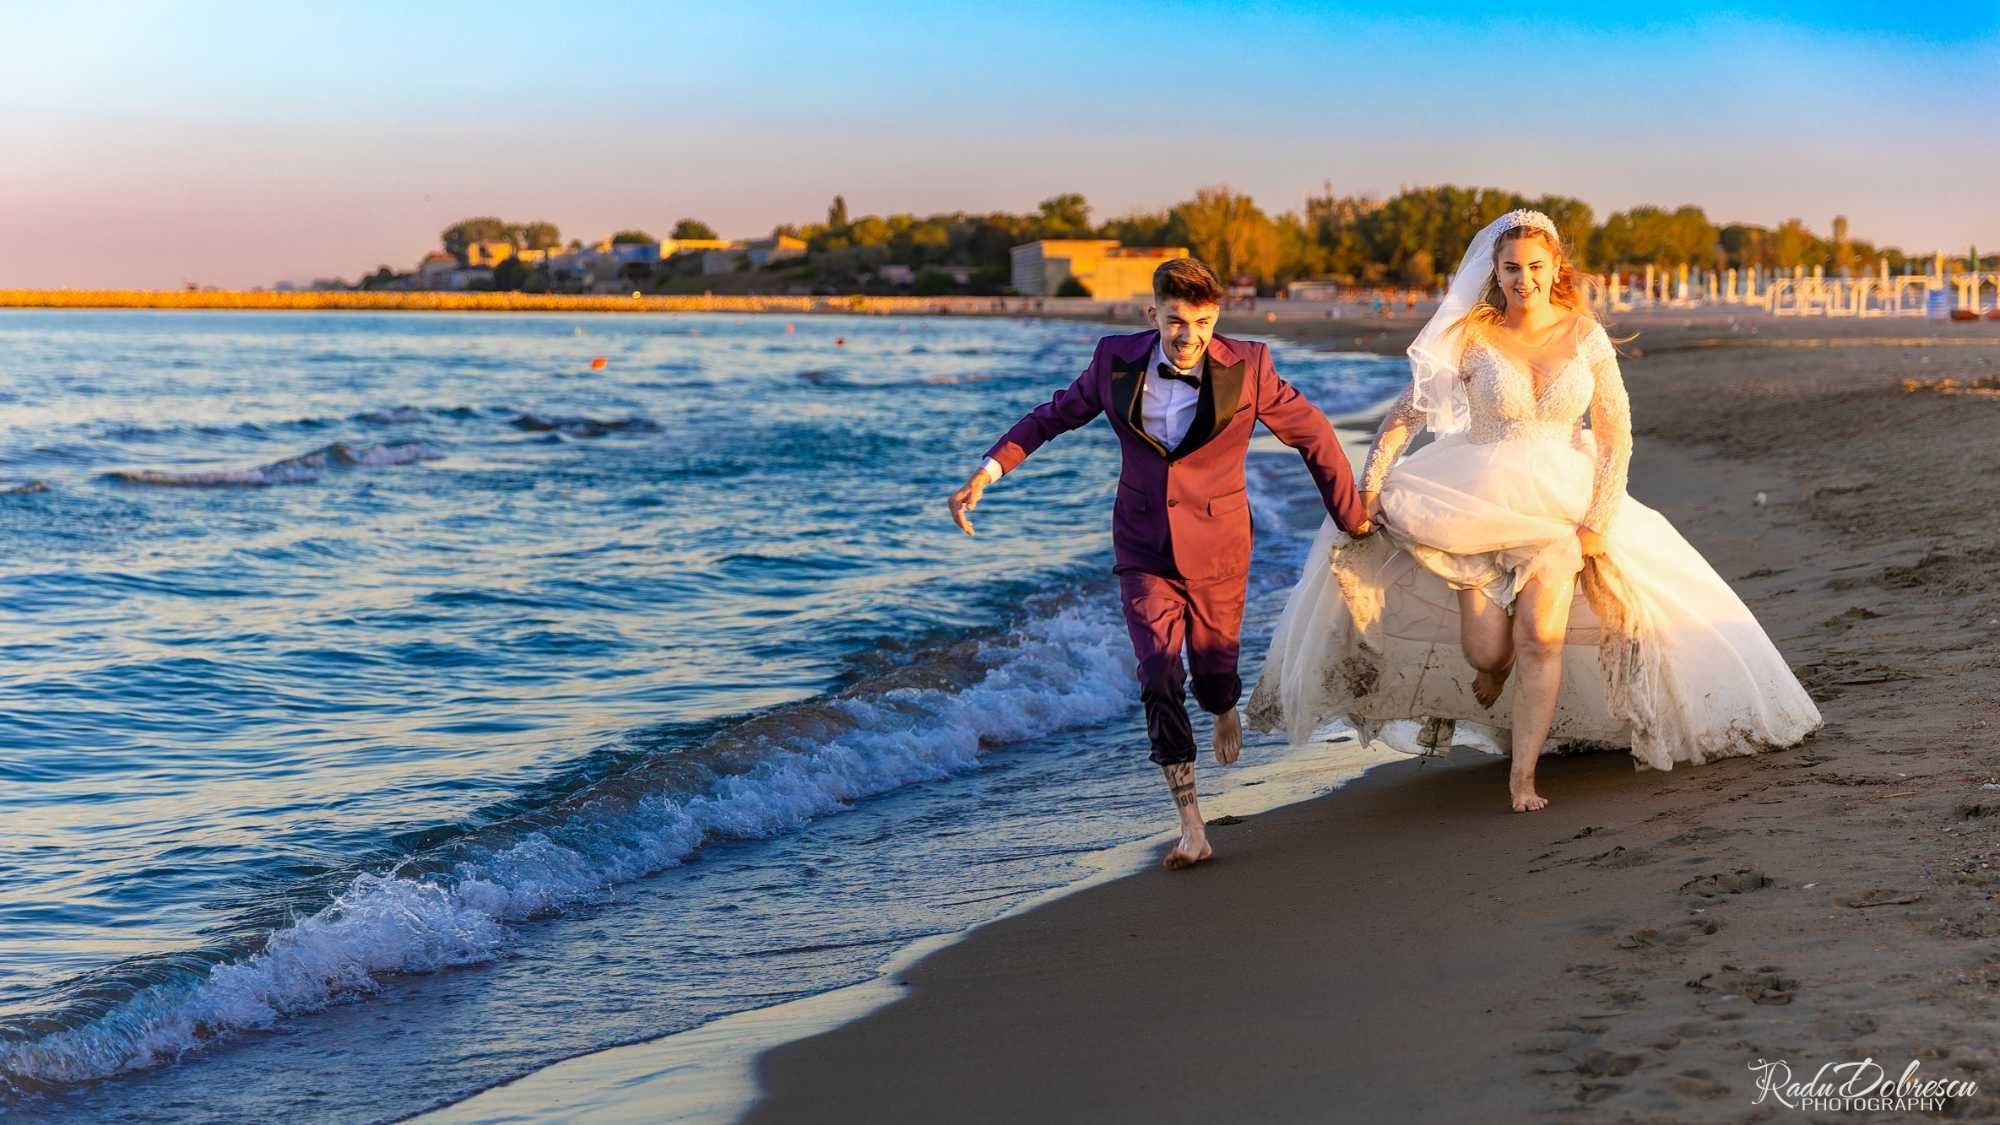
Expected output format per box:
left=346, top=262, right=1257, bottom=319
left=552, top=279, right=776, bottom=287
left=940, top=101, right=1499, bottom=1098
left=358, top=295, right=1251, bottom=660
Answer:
left=0, top=309, right=1405, bottom=1120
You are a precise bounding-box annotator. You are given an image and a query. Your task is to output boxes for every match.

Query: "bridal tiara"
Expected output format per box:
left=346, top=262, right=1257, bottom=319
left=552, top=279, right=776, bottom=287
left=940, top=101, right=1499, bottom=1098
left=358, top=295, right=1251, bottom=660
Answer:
left=1502, top=209, right=1559, bottom=241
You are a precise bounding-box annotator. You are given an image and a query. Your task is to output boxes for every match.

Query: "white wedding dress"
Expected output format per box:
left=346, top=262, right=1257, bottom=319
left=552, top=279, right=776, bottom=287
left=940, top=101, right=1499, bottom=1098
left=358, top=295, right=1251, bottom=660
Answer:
left=1246, top=317, right=1822, bottom=768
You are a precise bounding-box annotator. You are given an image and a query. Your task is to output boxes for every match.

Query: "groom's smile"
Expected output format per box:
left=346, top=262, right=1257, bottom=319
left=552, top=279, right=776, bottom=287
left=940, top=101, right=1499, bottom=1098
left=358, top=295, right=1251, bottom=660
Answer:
left=1148, top=295, right=1219, bottom=371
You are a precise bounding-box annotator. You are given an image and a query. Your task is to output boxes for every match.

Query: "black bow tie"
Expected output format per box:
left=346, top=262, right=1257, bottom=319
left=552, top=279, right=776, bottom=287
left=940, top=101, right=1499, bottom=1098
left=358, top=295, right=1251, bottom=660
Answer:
left=1155, top=362, right=1201, bottom=388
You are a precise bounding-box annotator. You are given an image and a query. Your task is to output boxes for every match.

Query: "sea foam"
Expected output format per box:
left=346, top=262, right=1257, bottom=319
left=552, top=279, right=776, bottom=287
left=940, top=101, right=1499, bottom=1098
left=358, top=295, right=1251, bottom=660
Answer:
left=0, top=599, right=1131, bottom=1091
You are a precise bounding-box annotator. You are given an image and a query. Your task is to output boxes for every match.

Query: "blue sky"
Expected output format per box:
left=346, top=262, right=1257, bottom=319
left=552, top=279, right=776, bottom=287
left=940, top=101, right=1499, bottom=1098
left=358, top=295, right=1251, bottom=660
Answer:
left=4, top=2, right=1995, bottom=287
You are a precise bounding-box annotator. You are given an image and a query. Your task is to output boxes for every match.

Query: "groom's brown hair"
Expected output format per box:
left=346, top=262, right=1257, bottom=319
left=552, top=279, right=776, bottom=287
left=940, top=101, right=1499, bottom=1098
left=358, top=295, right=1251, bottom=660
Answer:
left=1152, top=258, right=1223, bottom=307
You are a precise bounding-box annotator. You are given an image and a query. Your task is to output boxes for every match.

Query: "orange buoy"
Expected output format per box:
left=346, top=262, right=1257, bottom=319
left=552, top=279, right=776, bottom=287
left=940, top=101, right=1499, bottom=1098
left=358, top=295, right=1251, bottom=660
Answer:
left=835, top=337, right=845, bottom=347
left=785, top=322, right=795, bottom=333
left=1265, top=312, right=1278, bottom=322
left=590, top=356, right=608, bottom=370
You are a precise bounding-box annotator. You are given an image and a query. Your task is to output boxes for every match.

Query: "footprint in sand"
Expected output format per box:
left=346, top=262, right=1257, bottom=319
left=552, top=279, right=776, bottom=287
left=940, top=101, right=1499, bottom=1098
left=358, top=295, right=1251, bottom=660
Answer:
left=1665, top=1069, right=1732, bottom=1100
left=1616, top=916, right=1720, bottom=951
left=1660, top=825, right=1742, bottom=848
left=1575, top=1081, right=1623, bottom=1104
left=1678, top=868, right=1773, bottom=898
left=1572, top=1049, right=1644, bottom=1078
left=1520, top=1022, right=1607, bottom=1057
left=1584, top=845, right=1659, bottom=869
left=1685, top=964, right=1798, bottom=1005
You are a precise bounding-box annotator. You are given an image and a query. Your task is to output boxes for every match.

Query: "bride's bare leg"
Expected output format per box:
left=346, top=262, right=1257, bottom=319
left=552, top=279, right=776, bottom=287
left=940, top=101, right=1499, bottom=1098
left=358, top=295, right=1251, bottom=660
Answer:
left=1457, top=588, right=1514, bottom=708
left=1507, top=575, right=1576, bottom=812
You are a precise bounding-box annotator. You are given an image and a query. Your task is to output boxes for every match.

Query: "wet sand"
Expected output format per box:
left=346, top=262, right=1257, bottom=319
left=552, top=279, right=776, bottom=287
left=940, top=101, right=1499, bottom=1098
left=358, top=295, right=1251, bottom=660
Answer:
left=747, top=312, right=2000, bottom=1122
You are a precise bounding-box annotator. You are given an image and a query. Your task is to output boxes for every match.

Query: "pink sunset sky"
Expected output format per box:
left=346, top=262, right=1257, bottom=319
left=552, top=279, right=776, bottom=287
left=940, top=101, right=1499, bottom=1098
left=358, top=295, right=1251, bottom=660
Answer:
left=5, top=3, right=1995, bottom=289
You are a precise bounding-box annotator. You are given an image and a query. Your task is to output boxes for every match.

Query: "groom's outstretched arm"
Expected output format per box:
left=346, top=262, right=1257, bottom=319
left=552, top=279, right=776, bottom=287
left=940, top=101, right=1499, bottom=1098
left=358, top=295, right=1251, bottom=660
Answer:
left=1253, top=344, right=1369, bottom=533
left=982, top=340, right=1108, bottom=473
left=949, top=341, right=1108, bottom=536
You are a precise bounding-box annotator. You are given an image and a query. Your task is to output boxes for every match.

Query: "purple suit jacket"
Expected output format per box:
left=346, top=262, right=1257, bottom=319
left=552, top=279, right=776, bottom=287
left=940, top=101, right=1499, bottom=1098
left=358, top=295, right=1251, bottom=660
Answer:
left=984, top=330, right=1367, bottom=581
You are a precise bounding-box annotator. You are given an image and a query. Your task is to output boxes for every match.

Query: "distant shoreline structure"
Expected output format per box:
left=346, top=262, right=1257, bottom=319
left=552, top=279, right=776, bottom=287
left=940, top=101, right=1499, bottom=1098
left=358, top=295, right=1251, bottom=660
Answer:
left=0, top=289, right=1126, bottom=316
left=4, top=284, right=1994, bottom=321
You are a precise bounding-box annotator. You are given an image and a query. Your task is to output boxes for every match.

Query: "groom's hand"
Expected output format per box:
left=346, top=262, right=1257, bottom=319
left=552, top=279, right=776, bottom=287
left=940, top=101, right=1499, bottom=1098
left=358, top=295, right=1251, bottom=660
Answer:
left=948, top=468, right=994, bottom=536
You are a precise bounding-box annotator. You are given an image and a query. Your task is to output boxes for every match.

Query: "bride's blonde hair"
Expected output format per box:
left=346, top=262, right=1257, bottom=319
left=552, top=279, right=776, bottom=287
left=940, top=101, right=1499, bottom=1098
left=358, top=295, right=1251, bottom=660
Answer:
left=1450, top=224, right=1604, bottom=338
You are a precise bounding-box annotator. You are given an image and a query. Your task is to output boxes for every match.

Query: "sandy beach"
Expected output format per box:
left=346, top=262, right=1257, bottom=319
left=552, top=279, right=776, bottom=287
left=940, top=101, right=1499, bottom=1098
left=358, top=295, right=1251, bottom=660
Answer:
left=738, top=312, right=2000, bottom=1123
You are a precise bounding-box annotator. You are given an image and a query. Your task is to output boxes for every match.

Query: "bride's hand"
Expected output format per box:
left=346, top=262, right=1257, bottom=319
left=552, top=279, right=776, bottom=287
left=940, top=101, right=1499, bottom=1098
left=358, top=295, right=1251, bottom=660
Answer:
left=1351, top=490, right=1383, bottom=537
left=1578, top=527, right=1607, bottom=557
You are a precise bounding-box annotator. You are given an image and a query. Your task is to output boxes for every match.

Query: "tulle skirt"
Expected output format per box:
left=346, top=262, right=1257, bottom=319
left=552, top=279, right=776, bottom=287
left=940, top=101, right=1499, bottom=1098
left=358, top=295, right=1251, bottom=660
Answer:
left=1246, top=431, right=1822, bottom=769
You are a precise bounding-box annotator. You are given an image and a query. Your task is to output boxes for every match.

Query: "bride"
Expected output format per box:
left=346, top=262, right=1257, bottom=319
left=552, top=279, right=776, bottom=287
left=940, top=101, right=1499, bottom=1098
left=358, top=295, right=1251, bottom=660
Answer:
left=1246, top=209, right=1821, bottom=812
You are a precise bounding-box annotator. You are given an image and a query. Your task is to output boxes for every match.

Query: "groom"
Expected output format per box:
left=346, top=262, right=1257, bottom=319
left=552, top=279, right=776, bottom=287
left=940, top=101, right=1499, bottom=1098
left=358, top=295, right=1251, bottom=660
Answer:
left=948, top=258, right=1372, bottom=869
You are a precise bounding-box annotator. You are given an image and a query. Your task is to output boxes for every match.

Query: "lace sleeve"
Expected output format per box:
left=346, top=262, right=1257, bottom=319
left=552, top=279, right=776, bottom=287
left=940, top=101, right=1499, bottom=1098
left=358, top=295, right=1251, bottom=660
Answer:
left=1359, top=384, right=1425, bottom=495
left=1581, top=324, right=1631, bottom=532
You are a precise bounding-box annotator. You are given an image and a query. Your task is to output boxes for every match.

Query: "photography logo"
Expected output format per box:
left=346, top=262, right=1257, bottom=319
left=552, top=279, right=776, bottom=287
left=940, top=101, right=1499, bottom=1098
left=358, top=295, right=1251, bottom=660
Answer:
left=1748, top=1057, right=1979, bottom=1113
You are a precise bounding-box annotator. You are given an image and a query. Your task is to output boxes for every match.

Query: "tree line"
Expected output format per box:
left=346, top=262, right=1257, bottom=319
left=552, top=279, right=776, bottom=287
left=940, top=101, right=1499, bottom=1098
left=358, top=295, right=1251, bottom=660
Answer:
left=436, top=217, right=720, bottom=261
left=766, top=187, right=1929, bottom=295
left=423, top=187, right=1933, bottom=296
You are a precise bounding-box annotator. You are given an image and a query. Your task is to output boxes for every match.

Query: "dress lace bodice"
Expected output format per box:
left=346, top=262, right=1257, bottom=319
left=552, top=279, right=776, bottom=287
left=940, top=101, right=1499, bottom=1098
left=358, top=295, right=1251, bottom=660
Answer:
left=1361, top=318, right=1631, bottom=532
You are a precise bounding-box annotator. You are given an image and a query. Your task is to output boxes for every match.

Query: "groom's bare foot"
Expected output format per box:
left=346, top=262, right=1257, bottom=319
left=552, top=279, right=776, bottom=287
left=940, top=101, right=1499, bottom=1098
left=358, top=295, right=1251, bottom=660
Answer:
left=1473, top=664, right=1512, bottom=709
left=1211, top=708, right=1242, bottom=765
left=1509, top=769, right=1549, bottom=813
left=1163, top=829, right=1213, bottom=869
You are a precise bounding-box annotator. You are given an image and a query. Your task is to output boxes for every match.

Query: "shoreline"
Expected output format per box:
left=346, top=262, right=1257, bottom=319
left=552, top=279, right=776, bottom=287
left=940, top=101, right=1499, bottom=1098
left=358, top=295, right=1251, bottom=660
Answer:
left=410, top=732, right=1409, bottom=1124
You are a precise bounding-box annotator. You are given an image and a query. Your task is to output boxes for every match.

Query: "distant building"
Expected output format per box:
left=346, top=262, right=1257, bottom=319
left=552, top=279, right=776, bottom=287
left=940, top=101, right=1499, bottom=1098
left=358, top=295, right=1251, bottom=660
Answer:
left=745, top=234, right=806, bottom=268
left=416, top=251, right=459, bottom=284
left=661, top=238, right=737, bottom=260
left=700, top=246, right=748, bottom=275
left=1009, top=240, right=1188, bottom=301
left=465, top=240, right=515, bottom=268
left=589, top=239, right=662, bottom=267
left=879, top=264, right=978, bottom=288
left=691, top=235, right=807, bottom=275
left=1283, top=281, right=1346, bottom=301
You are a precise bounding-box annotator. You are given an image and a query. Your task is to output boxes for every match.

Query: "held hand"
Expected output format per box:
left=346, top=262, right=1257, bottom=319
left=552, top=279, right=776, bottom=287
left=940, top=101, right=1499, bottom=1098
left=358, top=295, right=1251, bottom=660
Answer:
left=1352, top=490, right=1384, bottom=537
left=1578, top=527, right=1608, bottom=557
left=947, top=471, right=990, bottom=536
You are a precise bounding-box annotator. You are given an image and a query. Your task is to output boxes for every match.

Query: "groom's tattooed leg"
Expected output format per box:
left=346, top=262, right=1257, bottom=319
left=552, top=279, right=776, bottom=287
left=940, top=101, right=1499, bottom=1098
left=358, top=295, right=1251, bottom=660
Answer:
left=1159, top=762, right=1212, bottom=869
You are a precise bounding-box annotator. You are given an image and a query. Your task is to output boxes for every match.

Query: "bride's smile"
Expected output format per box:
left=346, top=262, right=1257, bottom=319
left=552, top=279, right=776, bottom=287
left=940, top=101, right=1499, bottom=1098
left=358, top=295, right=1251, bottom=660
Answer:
left=1497, top=244, right=1555, bottom=314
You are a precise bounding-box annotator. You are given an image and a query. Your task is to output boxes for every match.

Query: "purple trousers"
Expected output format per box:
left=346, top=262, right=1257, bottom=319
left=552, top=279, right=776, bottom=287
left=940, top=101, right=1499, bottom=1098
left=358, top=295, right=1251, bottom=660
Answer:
left=1118, top=570, right=1247, bottom=765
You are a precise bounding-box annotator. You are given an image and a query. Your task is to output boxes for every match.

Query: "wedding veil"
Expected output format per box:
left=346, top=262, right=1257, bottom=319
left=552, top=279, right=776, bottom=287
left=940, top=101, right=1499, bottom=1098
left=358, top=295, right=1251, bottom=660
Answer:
left=1404, top=208, right=1561, bottom=435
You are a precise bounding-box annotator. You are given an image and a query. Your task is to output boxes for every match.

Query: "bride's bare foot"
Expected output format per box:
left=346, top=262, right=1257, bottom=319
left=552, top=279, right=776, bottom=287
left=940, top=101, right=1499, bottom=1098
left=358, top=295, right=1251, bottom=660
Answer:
left=1211, top=708, right=1242, bottom=765
left=1509, top=769, right=1549, bottom=813
left=1163, top=829, right=1214, bottom=869
left=1472, top=664, right=1512, bottom=709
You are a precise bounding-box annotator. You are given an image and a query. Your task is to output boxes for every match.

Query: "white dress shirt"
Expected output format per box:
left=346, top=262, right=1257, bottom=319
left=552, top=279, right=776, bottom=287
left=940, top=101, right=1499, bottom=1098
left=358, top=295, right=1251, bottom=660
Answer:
left=977, top=339, right=1206, bottom=484
left=1140, top=339, right=1203, bottom=450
